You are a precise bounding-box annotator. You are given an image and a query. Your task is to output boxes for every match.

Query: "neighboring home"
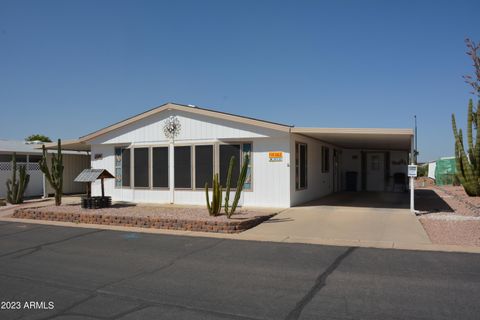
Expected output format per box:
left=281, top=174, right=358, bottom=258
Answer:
left=42, top=103, right=413, bottom=208
left=0, top=139, right=90, bottom=198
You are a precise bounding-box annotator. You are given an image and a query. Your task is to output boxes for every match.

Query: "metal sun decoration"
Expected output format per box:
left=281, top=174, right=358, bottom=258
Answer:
left=163, top=116, right=181, bottom=140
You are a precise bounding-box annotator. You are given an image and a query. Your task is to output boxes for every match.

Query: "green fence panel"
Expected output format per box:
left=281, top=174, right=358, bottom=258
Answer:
left=435, top=158, right=456, bottom=185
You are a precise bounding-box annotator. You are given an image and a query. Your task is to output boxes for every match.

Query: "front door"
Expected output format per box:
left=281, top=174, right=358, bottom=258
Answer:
left=366, top=153, right=385, bottom=191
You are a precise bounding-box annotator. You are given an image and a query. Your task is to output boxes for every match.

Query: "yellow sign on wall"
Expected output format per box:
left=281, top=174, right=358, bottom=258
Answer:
left=269, top=151, right=283, bottom=162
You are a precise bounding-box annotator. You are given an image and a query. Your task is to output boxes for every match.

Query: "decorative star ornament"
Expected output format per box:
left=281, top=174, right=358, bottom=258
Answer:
left=163, top=116, right=181, bottom=140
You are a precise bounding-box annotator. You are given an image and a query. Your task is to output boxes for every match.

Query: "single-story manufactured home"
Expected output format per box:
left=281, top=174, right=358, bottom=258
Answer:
left=0, top=139, right=90, bottom=198
left=44, top=103, right=413, bottom=208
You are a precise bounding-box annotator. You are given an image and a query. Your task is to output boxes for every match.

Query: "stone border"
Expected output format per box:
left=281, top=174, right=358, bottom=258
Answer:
left=12, top=208, right=275, bottom=233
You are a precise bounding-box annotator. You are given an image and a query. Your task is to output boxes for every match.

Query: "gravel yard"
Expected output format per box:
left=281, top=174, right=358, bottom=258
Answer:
left=18, top=203, right=278, bottom=222
left=417, top=186, right=480, bottom=247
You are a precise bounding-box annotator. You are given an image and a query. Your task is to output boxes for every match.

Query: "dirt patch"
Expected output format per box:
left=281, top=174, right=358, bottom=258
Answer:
left=12, top=204, right=278, bottom=233
left=417, top=186, right=480, bottom=247
left=419, top=219, right=480, bottom=247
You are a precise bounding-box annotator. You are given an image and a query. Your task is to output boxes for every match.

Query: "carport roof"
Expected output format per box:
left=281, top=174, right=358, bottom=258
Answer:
left=292, top=127, right=413, bottom=150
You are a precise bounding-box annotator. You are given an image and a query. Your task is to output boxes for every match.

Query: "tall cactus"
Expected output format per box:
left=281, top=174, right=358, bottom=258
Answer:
left=6, top=153, right=30, bottom=204
left=225, top=154, right=250, bottom=218
left=205, top=173, right=222, bottom=216
left=39, top=139, right=64, bottom=205
left=452, top=99, right=480, bottom=196
left=224, top=156, right=236, bottom=214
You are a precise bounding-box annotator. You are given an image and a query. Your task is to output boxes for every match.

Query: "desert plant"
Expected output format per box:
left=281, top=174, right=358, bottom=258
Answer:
left=205, top=173, right=222, bottom=216
left=39, top=139, right=64, bottom=205
left=223, top=156, right=236, bottom=214
left=6, top=153, right=30, bottom=204
left=452, top=99, right=480, bottom=196
left=225, top=154, right=249, bottom=218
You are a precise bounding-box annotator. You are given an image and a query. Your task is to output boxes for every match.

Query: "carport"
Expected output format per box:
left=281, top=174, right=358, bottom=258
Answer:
left=292, top=127, right=414, bottom=194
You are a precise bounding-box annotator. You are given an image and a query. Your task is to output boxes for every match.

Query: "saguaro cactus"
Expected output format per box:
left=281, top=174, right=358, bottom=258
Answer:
left=39, top=139, right=64, bottom=205
left=225, top=154, right=249, bottom=218
left=6, top=153, right=30, bottom=204
left=205, top=173, right=222, bottom=216
left=452, top=99, right=480, bottom=196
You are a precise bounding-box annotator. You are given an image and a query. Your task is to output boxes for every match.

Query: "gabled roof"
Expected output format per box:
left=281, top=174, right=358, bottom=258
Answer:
left=79, top=102, right=293, bottom=142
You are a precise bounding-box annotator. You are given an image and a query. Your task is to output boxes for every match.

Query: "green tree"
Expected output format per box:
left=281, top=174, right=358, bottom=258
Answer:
left=25, top=134, right=52, bottom=143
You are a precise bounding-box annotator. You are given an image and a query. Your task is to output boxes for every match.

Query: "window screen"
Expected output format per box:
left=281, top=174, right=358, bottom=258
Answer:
left=122, top=148, right=131, bottom=187
left=195, top=145, right=213, bottom=188
left=174, top=146, right=191, bottom=188
left=219, top=144, right=240, bottom=187
left=322, top=146, right=330, bottom=173
left=29, top=155, right=42, bottom=163
left=296, top=143, right=307, bottom=190
left=300, top=144, right=307, bottom=188
left=0, top=155, right=12, bottom=162
left=153, top=147, right=169, bottom=188
left=134, top=148, right=149, bottom=188
left=15, top=155, right=27, bottom=162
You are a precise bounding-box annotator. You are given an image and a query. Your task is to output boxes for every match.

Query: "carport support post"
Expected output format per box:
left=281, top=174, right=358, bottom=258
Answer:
left=410, top=172, right=414, bottom=213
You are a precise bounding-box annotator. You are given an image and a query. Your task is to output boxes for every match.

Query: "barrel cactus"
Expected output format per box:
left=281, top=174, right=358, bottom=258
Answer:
left=452, top=99, right=480, bottom=196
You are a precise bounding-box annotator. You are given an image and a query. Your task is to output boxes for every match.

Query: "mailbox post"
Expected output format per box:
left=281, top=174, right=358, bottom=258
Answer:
left=408, top=164, right=418, bottom=213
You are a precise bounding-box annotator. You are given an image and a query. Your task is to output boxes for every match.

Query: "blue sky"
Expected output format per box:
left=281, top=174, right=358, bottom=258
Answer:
left=0, top=0, right=478, bottom=161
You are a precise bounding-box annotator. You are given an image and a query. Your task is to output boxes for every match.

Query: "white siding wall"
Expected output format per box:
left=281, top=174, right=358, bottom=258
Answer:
left=289, top=134, right=335, bottom=206
left=90, top=111, right=291, bottom=208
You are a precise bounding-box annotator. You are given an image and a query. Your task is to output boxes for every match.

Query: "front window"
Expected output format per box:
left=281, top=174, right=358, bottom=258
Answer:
left=296, top=142, right=307, bottom=190
left=152, top=147, right=169, bottom=188
left=219, top=143, right=252, bottom=190
left=134, top=148, right=149, bottom=188
left=195, top=145, right=214, bottom=188
left=174, top=146, right=192, bottom=188
left=115, top=147, right=130, bottom=187
left=321, top=146, right=330, bottom=173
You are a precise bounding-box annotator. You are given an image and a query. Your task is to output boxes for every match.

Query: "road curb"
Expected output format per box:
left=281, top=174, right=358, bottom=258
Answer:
left=1, top=216, right=479, bottom=254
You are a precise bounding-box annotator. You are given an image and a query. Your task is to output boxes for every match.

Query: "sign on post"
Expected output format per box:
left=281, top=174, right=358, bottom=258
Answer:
left=408, top=165, right=418, bottom=177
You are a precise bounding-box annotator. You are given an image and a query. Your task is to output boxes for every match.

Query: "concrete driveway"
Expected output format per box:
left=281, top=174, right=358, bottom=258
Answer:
left=241, top=192, right=431, bottom=247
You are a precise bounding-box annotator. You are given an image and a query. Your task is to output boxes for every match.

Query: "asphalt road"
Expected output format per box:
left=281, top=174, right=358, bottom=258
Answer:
left=0, top=221, right=479, bottom=320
